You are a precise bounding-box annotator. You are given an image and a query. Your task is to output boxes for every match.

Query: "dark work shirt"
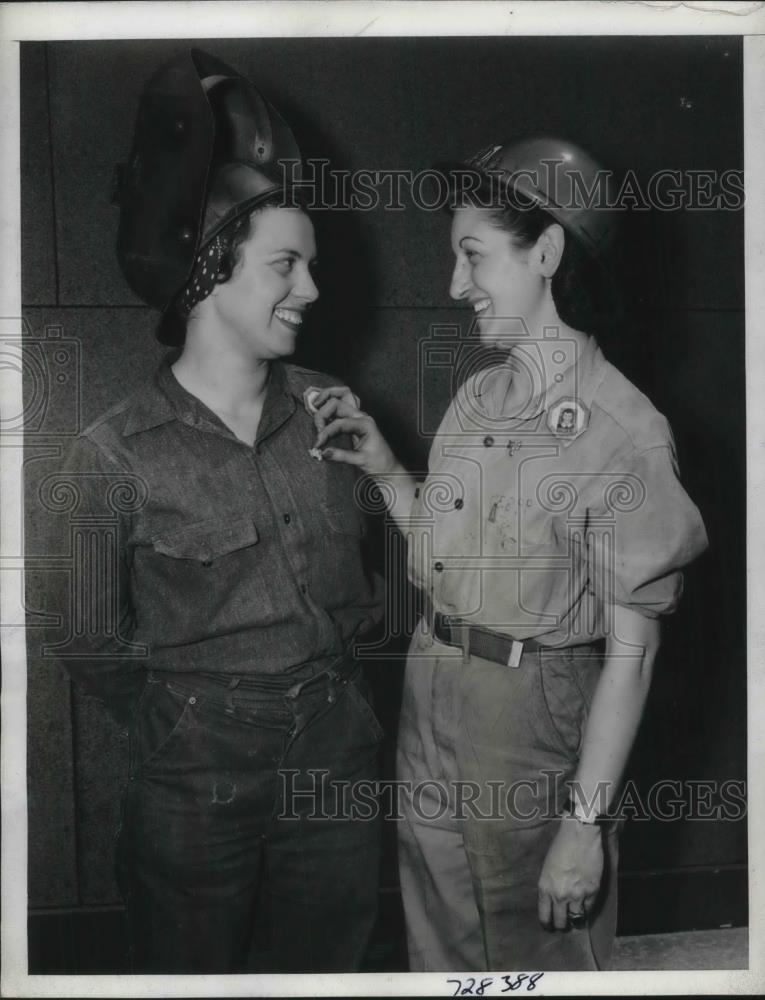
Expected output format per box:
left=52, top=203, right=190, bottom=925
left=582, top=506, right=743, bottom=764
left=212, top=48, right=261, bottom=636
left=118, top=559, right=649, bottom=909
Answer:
left=50, top=357, right=383, bottom=710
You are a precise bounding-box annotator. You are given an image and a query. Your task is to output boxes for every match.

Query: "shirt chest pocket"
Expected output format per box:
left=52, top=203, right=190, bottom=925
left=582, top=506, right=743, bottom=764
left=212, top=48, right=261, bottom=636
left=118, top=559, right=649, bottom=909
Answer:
left=322, top=503, right=366, bottom=539
left=319, top=464, right=367, bottom=540
left=140, top=513, right=277, bottom=634
left=514, top=506, right=559, bottom=556
left=151, top=514, right=260, bottom=566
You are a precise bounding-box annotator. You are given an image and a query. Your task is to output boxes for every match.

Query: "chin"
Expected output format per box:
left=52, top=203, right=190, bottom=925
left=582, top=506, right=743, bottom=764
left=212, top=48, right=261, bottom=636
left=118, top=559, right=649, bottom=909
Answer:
left=275, top=336, right=299, bottom=358
left=258, top=328, right=298, bottom=356
left=479, top=331, right=513, bottom=352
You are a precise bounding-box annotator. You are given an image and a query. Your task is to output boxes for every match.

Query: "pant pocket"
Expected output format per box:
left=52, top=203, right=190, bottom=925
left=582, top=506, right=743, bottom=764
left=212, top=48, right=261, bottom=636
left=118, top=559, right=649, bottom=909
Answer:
left=535, top=650, right=587, bottom=760
left=345, top=676, right=386, bottom=744
left=131, top=679, right=197, bottom=778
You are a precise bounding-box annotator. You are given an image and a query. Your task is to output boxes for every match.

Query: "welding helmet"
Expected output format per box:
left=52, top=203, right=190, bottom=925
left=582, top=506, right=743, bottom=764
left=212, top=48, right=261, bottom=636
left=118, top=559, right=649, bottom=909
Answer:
left=113, top=48, right=303, bottom=335
left=440, top=136, right=618, bottom=257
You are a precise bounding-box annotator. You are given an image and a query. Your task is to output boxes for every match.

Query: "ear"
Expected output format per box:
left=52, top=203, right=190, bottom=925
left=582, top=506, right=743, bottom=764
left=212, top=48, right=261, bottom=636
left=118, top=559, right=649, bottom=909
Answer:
left=532, top=223, right=565, bottom=279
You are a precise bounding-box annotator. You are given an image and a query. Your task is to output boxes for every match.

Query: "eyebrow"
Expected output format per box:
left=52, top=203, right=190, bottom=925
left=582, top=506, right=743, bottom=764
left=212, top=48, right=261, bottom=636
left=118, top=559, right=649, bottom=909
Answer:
left=459, top=236, right=484, bottom=247
left=268, top=247, right=319, bottom=263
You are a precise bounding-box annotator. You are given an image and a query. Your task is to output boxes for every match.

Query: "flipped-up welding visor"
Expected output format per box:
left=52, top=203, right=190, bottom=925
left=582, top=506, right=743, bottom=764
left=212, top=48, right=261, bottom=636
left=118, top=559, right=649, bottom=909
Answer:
left=436, top=136, right=618, bottom=258
left=113, top=48, right=303, bottom=326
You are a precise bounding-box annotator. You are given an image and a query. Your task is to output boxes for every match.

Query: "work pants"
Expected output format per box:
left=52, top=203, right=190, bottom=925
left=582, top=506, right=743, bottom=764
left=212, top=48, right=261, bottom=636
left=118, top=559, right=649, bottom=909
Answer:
left=116, top=664, right=383, bottom=973
left=397, top=620, right=619, bottom=972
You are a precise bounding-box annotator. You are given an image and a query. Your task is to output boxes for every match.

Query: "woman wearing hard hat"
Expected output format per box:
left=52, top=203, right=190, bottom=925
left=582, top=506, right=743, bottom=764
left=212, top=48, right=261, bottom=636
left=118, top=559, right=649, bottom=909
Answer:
left=314, top=138, right=708, bottom=970
left=54, top=50, right=384, bottom=973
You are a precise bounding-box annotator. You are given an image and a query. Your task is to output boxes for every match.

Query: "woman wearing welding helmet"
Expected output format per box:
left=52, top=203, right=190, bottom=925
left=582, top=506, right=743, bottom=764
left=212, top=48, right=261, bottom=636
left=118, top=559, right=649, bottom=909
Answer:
left=314, top=138, right=708, bottom=970
left=53, top=50, right=384, bottom=974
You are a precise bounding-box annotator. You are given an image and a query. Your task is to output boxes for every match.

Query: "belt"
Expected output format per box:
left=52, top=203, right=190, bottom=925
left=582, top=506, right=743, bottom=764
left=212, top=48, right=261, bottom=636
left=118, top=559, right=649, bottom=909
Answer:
left=433, top=612, right=543, bottom=668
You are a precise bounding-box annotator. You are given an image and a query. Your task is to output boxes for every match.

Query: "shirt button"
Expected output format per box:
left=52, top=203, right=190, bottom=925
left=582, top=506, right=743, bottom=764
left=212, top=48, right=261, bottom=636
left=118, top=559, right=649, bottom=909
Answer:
left=434, top=561, right=444, bottom=573
left=483, top=436, right=494, bottom=447
left=283, top=513, right=291, bottom=524
left=454, top=498, right=463, bottom=510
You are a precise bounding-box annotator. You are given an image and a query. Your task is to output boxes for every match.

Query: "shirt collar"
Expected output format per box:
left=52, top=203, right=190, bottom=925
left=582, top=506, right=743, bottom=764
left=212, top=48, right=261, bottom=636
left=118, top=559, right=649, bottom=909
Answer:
left=471, top=335, right=605, bottom=424
left=539, top=334, right=604, bottom=417
left=122, top=355, right=296, bottom=441
left=257, top=361, right=297, bottom=443
left=121, top=358, right=178, bottom=436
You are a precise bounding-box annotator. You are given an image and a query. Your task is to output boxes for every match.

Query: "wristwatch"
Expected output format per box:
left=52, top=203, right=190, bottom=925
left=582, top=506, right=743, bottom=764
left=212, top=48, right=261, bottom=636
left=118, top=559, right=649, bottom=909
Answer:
left=562, top=795, right=603, bottom=825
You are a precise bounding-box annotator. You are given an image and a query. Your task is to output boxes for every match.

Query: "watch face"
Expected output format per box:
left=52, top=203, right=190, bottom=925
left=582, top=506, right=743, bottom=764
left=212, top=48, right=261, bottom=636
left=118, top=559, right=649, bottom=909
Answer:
left=563, top=796, right=601, bottom=824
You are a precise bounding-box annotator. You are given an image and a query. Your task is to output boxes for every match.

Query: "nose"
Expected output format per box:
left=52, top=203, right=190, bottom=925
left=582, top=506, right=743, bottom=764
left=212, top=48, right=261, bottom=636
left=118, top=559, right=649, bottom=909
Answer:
left=449, top=256, right=471, bottom=301
left=296, top=263, right=319, bottom=304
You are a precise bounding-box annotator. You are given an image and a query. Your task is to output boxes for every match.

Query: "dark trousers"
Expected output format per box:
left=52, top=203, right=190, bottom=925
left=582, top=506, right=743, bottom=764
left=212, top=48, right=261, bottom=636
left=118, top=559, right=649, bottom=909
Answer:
left=116, top=665, right=383, bottom=973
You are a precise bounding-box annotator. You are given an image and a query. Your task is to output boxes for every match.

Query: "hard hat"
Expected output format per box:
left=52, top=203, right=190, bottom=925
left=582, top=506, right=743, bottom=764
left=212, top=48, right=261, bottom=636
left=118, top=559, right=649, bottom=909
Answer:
left=113, top=49, right=302, bottom=314
left=442, top=137, right=618, bottom=257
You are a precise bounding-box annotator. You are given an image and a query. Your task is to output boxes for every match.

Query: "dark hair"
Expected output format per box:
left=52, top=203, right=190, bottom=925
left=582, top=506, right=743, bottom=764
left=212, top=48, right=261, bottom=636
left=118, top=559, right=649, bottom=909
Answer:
left=485, top=199, right=619, bottom=336
left=156, top=190, right=310, bottom=346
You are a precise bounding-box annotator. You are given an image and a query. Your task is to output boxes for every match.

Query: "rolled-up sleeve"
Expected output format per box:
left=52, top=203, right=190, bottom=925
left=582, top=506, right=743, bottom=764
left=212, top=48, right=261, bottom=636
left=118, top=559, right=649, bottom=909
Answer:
left=586, top=443, right=709, bottom=618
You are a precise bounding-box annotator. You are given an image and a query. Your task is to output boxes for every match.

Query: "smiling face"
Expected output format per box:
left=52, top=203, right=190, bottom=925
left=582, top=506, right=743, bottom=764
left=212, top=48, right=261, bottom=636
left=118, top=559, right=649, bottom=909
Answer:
left=449, top=206, right=548, bottom=346
left=209, top=206, right=319, bottom=360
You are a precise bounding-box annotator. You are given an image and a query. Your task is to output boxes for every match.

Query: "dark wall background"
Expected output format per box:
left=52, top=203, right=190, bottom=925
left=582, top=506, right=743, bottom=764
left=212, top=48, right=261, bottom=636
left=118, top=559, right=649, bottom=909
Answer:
left=23, top=36, right=745, bottom=968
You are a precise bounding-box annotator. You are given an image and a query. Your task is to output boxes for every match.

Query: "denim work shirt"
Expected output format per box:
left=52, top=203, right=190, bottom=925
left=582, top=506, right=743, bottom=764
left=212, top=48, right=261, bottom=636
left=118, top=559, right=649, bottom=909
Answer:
left=407, top=336, right=708, bottom=646
left=49, top=357, right=384, bottom=707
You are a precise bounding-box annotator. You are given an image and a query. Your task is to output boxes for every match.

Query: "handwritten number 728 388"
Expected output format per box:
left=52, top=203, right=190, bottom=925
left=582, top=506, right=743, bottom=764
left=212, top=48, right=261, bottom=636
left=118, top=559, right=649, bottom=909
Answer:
left=446, top=972, right=545, bottom=995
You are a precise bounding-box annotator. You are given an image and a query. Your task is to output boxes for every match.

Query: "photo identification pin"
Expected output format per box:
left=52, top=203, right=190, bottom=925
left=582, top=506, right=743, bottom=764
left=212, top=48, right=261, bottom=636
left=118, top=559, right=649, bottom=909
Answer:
left=547, top=398, right=589, bottom=440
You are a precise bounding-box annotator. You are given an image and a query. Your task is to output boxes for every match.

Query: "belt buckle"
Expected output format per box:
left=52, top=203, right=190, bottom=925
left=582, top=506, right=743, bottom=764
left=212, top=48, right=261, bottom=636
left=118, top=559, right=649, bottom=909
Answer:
left=507, top=639, right=524, bottom=669
left=436, top=613, right=454, bottom=643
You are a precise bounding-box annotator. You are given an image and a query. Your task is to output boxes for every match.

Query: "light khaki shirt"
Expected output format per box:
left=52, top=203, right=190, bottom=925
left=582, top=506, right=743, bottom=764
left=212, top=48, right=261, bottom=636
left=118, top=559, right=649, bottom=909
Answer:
left=407, top=336, right=708, bottom=646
